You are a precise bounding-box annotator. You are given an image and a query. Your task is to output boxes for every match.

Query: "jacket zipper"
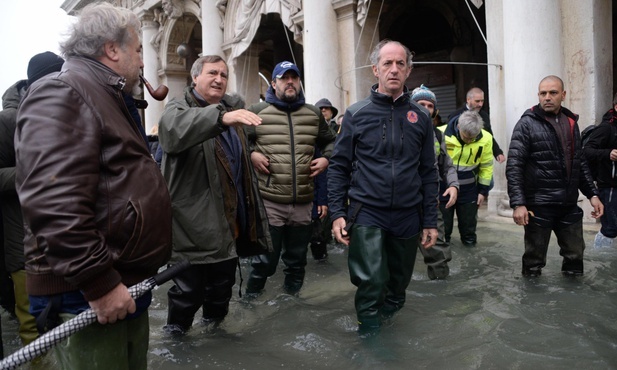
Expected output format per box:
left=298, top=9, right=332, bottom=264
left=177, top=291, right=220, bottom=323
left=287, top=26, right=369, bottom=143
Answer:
left=287, top=111, right=297, bottom=203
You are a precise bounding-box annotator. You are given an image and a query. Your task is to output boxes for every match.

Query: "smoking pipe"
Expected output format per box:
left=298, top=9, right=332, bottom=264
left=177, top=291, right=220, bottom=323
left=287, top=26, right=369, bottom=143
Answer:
left=140, top=75, right=169, bottom=101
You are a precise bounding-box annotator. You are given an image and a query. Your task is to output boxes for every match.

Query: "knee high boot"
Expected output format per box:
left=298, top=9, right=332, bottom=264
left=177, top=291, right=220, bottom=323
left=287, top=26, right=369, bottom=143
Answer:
left=456, top=202, right=478, bottom=246
left=555, top=219, right=585, bottom=275
left=440, top=203, right=454, bottom=243
left=522, top=220, right=552, bottom=275
left=420, top=208, right=451, bottom=279
left=382, top=233, right=420, bottom=315
left=348, top=226, right=387, bottom=333
left=202, top=258, right=237, bottom=322
left=167, top=264, right=206, bottom=331
left=281, top=224, right=312, bottom=294
left=246, top=225, right=284, bottom=294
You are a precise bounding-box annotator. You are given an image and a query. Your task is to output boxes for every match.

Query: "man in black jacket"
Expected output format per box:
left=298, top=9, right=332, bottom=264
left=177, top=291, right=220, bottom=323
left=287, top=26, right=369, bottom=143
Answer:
left=328, top=40, right=438, bottom=335
left=583, top=92, right=617, bottom=248
left=506, top=75, right=603, bottom=277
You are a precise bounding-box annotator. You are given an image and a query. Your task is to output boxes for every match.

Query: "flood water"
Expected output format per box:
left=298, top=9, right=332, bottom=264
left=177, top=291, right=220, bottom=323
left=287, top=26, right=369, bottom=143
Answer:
left=2, top=214, right=617, bottom=369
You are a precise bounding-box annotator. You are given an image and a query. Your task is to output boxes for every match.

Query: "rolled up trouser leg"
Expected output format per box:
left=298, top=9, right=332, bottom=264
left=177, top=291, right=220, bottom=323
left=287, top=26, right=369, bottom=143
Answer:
left=281, top=224, right=312, bottom=293
left=246, top=225, right=284, bottom=294
left=383, top=233, right=420, bottom=312
left=348, top=225, right=388, bottom=330
left=456, top=201, right=478, bottom=245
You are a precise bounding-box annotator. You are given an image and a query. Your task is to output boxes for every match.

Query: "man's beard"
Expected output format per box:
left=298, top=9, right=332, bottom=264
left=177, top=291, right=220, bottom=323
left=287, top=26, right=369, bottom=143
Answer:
left=280, top=87, right=298, bottom=102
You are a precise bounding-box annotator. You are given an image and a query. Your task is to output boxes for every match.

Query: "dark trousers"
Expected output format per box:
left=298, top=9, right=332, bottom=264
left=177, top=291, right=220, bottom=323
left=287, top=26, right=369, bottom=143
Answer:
left=418, top=207, right=451, bottom=279
left=167, top=258, right=237, bottom=329
left=441, top=201, right=478, bottom=245
left=599, top=187, right=617, bottom=238
left=523, top=206, right=585, bottom=273
left=348, top=225, right=420, bottom=330
left=246, top=224, right=312, bottom=294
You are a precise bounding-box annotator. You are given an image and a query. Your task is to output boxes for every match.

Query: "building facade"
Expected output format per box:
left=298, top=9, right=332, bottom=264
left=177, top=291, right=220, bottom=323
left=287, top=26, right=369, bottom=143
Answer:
left=61, top=0, right=615, bottom=218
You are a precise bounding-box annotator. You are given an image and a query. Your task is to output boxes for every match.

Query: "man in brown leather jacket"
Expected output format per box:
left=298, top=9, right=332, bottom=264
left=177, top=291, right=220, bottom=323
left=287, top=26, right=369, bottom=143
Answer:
left=15, top=3, right=171, bottom=369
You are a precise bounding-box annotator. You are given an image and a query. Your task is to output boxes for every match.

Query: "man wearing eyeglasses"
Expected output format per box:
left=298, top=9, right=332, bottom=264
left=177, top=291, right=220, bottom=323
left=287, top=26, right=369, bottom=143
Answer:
left=438, top=110, right=493, bottom=247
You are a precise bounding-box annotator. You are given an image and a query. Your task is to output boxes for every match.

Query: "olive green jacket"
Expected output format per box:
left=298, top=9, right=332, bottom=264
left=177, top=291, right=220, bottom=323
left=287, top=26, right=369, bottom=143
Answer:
left=159, top=88, right=272, bottom=263
left=246, top=102, right=336, bottom=204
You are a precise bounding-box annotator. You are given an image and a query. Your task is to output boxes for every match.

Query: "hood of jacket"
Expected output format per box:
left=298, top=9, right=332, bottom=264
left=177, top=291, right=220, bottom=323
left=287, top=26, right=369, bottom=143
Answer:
left=265, top=85, right=306, bottom=111
left=601, top=108, right=617, bottom=125
left=2, top=80, right=27, bottom=110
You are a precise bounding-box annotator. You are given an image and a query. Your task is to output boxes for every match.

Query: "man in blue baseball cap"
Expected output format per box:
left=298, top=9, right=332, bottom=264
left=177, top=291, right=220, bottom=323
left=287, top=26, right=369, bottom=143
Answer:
left=244, top=61, right=336, bottom=296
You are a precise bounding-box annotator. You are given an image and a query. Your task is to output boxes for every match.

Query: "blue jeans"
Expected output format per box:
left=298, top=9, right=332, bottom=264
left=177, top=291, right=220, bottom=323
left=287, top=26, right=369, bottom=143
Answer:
left=599, top=187, right=617, bottom=238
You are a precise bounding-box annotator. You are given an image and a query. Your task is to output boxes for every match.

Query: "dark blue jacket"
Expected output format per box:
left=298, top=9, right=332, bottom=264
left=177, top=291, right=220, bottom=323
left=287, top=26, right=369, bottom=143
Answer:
left=328, top=85, right=438, bottom=228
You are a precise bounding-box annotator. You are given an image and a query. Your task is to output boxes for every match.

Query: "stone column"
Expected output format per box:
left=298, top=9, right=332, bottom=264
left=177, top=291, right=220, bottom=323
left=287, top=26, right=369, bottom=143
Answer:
left=488, top=0, right=564, bottom=216
left=502, top=0, right=564, bottom=137
left=562, top=0, right=613, bottom=128
left=484, top=0, right=507, bottom=215
left=562, top=0, right=612, bottom=222
left=141, top=13, right=165, bottom=134
left=201, top=0, right=224, bottom=56
left=302, top=0, right=342, bottom=109
left=333, top=0, right=376, bottom=110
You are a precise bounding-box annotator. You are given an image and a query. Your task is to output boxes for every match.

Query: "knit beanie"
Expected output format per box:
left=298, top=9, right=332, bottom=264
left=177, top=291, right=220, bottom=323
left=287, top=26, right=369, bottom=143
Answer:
left=410, top=84, right=437, bottom=106
left=27, top=51, right=65, bottom=87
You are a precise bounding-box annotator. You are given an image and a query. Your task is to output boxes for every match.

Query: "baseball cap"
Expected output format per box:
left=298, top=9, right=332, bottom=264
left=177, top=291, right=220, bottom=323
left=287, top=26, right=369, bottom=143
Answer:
left=272, top=61, right=301, bottom=80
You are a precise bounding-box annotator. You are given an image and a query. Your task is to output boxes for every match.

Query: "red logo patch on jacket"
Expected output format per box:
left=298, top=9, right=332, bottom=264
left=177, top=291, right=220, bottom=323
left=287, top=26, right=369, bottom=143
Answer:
left=407, top=111, right=418, bottom=123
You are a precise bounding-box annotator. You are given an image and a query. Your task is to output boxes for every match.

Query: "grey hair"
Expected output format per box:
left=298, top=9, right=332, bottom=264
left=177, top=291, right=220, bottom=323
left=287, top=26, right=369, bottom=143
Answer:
left=190, top=55, right=228, bottom=83
left=60, top=2, right=141, bottom=59
left=466, top=87, right=484, bottom=100
left=369, top=39, right=413, bottom=68
left=457, top=111, right=484, bottom=137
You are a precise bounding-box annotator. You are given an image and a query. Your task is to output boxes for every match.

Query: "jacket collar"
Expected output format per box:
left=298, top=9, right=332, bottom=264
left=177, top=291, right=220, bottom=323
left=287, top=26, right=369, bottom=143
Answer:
left=528, top=104, right=579, bottom=123
left=67, top=56, right=126, bottom=94
left=370, top=84, right=411, bottom=105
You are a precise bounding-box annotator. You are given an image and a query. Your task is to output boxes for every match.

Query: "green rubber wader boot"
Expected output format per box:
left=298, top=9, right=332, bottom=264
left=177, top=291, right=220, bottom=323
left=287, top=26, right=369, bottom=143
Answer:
left=382, top=233, right=420, bottom=316
left=348, top=226, right=388, bottom=332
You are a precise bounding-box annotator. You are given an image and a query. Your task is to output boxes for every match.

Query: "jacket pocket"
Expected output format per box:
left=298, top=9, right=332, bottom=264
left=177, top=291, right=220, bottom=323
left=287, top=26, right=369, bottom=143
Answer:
left=171, top=190, right=228, bottom=253
left=107, top=199, right=143, bottom=262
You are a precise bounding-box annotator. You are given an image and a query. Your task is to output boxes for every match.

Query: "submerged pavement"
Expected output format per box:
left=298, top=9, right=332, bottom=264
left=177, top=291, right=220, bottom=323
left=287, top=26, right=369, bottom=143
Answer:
left=2, top=208, right=616, bottom=369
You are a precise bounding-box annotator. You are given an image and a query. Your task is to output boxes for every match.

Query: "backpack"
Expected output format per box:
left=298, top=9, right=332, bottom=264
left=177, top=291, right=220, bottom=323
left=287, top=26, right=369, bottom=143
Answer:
left=580, top=124, right=598, bottom=148
left=581, top=122, right=617, bottom=181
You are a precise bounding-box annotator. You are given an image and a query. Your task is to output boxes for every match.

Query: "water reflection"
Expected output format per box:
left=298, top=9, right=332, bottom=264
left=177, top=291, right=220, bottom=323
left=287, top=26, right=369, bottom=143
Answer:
left=2, top=218, right=617, bottom=369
